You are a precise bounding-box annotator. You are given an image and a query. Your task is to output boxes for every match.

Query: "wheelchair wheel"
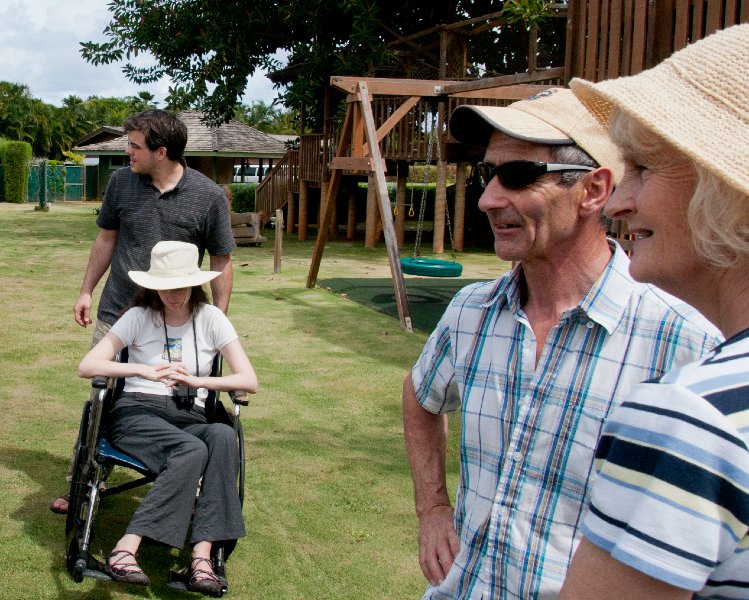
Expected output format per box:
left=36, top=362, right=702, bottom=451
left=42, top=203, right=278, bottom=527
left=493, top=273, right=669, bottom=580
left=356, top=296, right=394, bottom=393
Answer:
left=237, top=419, right=245, bottom=507
left=65, top=401, right=90, bottom=537
left=66, top=409, right=91, bottom=581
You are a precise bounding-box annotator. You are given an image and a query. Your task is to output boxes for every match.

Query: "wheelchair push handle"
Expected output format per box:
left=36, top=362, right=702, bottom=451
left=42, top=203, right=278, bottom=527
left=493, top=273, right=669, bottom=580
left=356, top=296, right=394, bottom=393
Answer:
left=229, top=390, right=249, bottom=406
left=92, top=376, right=108, bottom=389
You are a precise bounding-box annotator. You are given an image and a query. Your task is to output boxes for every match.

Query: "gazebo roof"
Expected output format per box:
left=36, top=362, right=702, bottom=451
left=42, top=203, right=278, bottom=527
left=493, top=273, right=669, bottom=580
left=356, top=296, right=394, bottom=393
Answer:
left=73, top=110, right=287, bottom=159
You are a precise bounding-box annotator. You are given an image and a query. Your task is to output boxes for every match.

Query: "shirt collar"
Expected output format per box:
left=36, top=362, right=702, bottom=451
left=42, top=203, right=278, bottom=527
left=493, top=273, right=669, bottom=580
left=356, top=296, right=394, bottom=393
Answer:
left=481, top=241, right=636, bottom=335
left=140, top=158, right=188, bottom=192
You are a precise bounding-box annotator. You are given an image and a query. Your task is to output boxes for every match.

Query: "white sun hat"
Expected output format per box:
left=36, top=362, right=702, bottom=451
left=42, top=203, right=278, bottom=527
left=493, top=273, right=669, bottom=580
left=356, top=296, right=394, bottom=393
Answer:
left=448, top=88, right=625, bottom=183
left=128, top=241, right=221, bottom=290
left=570, top=23, right=749, bottom=197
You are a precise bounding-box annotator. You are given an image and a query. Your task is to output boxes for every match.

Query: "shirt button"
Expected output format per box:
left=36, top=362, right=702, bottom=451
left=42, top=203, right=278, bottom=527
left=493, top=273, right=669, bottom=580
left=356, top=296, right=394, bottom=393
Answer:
left=586, top=321, right=594, bottom=329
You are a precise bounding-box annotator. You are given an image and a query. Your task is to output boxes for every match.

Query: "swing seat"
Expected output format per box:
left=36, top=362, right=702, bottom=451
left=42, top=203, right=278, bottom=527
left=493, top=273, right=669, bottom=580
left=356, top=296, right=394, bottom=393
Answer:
left=401, top=257, right=463, bottom=278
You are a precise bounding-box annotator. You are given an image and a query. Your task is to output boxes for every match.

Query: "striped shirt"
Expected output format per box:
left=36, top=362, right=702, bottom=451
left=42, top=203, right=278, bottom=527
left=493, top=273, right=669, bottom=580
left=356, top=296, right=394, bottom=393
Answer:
left=582, top=327, right=749, bottom=598
left=412, top=242, right=721, bottom=600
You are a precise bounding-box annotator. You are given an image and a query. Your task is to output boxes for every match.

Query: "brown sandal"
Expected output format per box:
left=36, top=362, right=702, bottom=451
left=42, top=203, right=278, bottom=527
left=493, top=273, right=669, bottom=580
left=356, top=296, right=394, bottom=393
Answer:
left=188, top=557, right=221, bottom=595
left=104, top=549, right=150, bottom=586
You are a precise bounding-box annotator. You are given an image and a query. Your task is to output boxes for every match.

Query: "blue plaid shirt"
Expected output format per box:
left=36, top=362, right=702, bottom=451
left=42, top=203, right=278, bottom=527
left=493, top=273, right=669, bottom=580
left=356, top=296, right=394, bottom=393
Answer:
left=412, top=243, right=721, bottom=600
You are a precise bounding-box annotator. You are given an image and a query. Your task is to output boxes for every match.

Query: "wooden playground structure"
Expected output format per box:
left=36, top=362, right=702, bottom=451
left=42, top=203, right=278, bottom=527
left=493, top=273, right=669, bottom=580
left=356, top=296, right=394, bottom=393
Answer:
left=255, top=0, right=749, bottom=331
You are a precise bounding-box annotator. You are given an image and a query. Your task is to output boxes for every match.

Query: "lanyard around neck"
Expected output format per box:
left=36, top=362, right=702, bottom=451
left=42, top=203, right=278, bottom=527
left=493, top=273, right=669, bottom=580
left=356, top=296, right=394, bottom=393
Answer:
left=163, top=314, right=200, bottom=378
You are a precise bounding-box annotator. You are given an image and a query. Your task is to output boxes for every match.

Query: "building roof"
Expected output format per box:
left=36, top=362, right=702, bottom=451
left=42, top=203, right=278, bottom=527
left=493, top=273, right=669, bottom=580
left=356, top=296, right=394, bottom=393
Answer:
left=72, top=126, right=125, bottom=148
left=73, top=110, right=287, bottom=159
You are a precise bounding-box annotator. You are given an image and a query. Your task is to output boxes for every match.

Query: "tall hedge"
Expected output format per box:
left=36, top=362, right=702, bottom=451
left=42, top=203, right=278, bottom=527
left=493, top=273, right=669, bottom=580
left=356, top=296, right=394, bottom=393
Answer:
left=0, top=140, right=33, bottom=203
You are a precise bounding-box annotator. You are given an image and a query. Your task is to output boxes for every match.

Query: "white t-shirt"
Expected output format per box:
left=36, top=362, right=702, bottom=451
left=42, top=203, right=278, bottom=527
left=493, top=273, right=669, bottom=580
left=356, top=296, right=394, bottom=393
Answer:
left=109, top=304, right=238, bottom=407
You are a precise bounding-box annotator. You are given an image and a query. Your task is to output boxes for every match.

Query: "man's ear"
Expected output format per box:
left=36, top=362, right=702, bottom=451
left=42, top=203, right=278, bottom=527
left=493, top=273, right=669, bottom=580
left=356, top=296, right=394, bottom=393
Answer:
left=579, top=167, right=614, bottom=217
left=153, top=146, right=168, bottom=161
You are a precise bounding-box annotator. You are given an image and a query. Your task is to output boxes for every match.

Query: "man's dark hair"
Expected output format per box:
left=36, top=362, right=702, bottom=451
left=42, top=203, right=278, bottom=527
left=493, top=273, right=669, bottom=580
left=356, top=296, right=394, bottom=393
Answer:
left=124, top=109, right=188, bottom=160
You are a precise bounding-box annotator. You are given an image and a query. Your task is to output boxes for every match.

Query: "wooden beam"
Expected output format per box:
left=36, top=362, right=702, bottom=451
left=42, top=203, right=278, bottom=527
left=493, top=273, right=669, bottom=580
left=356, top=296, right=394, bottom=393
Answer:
left=331, top=76, right=458, bottom=97
left=454, top=162, right=467, bottom=252
left=449, top=83, right=558, bottom=100
left=358, top=82, right=413, bottom=332
left=307, top=105, right=354, bottom=289
left=440, top=68, right=566, bottom=94
left=331, top=157, right=386, bottom=172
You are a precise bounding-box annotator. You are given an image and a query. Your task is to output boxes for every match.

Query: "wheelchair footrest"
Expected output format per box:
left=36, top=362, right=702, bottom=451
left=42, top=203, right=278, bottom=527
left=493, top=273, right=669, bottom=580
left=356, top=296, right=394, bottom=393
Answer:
left=82, top=566, right=113, bottom=581
left=167, top=568, right=227, bottom=597
left=75, top=555, right=112, bottom=581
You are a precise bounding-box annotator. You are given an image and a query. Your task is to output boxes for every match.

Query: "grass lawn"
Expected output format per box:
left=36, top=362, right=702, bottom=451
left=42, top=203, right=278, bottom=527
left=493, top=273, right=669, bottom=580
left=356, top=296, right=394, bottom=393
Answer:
left=0, top=201, right=506, bottom=599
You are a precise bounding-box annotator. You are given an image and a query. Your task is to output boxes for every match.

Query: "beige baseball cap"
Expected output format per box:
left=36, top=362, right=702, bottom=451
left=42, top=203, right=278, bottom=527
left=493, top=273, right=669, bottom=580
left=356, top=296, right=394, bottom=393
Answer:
left=448, top=88, right=624, bottom=182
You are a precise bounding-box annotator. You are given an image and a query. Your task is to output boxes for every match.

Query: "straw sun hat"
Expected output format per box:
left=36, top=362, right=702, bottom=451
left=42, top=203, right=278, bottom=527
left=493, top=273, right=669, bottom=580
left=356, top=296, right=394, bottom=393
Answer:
left=448, top=88, right=625, bottom=183
left=128, top=241, right=221, bottom=290
left=570, top=23, right=749, bottom=197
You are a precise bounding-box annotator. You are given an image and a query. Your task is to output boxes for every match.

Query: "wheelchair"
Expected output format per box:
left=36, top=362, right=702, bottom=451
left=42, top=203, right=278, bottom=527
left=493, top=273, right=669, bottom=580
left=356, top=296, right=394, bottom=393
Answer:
left=65, top=349, right=248, bottom=596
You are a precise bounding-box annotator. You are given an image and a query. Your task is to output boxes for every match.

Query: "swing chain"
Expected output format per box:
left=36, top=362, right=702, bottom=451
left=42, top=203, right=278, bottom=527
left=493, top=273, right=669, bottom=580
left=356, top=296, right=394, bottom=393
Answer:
left=414, top=109, right=436, bottom=258
left=431, top=117, right=457, bottom=262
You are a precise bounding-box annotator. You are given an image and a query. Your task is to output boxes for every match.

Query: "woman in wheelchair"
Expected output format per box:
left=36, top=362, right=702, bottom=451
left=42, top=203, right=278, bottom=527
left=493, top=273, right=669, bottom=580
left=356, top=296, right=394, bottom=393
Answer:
left=77, top=241, right=258, bottom=594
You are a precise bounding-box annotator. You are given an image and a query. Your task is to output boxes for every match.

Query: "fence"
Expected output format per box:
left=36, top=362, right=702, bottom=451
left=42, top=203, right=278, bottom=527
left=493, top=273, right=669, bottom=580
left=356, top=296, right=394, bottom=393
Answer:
left=23, top=163, right=99, bottom=203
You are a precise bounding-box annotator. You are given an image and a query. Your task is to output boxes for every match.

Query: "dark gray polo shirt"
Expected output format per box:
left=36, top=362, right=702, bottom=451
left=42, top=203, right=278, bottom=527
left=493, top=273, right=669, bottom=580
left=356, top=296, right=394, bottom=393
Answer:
left=96, top=164, right=236, bottom=324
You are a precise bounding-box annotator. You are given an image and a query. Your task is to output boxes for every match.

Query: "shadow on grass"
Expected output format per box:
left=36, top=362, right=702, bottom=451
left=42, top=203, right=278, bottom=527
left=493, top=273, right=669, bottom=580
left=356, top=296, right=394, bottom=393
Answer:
left=0, top=446, right=196, bottom=598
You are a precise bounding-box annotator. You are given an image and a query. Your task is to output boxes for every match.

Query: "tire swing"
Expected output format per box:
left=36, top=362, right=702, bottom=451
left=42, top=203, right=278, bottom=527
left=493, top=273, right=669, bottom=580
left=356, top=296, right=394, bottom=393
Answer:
left=400, top=109, right=463, bottom=278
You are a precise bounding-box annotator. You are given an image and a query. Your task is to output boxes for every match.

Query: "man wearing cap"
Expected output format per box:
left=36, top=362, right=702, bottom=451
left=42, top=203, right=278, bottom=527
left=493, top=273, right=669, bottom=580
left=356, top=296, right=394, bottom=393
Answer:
left=402, top=88, right=721, bottom=599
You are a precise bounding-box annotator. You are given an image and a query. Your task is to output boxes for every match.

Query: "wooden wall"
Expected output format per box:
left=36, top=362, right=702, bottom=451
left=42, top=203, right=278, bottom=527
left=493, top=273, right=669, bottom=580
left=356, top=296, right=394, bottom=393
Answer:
left=565, top=0, right=749, bottom=82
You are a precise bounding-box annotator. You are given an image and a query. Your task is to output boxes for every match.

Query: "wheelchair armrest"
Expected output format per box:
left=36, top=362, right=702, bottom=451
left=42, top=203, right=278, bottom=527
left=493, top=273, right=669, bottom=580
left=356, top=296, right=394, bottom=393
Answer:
left=92, top=376, right=108, bottom=389
left=229, top=390, right=249, bottom=406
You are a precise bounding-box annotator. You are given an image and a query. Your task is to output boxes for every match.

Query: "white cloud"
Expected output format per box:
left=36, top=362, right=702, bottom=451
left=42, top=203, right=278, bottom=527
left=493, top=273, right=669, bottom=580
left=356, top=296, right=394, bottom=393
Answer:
left=0, top=0, right=282, bottom=107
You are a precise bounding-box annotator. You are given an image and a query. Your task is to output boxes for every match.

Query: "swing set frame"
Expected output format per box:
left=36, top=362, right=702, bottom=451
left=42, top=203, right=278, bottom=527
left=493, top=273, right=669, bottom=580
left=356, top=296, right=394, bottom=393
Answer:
left=306, top=77, right=556, bottom=332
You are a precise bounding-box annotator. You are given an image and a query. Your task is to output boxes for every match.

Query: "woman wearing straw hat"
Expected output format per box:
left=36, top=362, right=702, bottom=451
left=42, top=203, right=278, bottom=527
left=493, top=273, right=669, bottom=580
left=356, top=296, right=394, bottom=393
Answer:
left=78, top=240, right=258, bottom=594
left=555, top=24, right=749, bottom=599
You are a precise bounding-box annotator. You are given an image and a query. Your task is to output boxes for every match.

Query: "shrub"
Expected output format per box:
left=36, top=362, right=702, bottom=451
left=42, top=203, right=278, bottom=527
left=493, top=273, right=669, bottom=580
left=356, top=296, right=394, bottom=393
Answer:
left=0, top=140, right=32, bottom=203
left=230, top=183, right=256, bottom=212
left=46, top=160, right=66, bottom=201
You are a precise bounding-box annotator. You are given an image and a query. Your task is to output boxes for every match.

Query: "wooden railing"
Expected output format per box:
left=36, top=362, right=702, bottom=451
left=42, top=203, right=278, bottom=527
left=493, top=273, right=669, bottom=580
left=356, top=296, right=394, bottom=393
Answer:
left=255, top=150, right=299, bottom=224
left=300, top=134, right=324, bottom=184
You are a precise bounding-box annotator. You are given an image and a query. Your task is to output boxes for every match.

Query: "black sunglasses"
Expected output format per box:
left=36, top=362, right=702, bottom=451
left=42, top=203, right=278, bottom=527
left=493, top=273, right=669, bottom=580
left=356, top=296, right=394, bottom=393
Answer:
left=475, top=160, right=595, bottom=189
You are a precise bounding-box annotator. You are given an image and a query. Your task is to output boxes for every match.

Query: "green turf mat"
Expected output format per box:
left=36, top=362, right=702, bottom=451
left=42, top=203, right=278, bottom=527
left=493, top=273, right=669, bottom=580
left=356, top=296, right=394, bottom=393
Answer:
left=319, top=276, right=489, bottom=333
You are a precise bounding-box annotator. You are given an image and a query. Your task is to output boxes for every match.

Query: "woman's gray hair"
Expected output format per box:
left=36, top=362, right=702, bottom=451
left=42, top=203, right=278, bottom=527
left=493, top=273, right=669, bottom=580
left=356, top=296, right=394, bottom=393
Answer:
left=690, top=167, right=749, bottom=268
left=609, top=108, right=749, bottom=268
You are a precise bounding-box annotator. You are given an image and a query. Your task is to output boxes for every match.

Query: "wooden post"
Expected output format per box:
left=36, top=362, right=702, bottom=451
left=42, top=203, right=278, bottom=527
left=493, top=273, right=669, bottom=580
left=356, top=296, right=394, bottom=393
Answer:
left=346, top=189, right=357, bottom=240
left=298, top=180, right=309, bottom=241
left=365, top=174, right=378, bottom=248
left=274, top=209, right=284, bottom=273
left=454, top=162, right=467, bottom=252
left=308, top=102, right=353, bottom=289
left=396, top=161, right=407, bottom=246
left=322, top=180, right=338, bottom=239
left=358, top=82, right=413, bottom=332
left=433, top=159, right=447, bottom=254
left=286, top=191, right=295, bottom=234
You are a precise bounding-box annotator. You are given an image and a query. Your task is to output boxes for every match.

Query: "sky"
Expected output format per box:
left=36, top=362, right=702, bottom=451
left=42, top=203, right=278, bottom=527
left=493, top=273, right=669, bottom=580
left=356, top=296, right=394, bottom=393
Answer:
left=0, top=0, right=282, bottom=108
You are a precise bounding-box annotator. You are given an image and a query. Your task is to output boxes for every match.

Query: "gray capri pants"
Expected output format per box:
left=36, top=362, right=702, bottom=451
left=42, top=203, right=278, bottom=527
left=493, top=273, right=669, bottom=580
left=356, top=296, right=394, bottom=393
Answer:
left=108, top=393, right=246, bottom=549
